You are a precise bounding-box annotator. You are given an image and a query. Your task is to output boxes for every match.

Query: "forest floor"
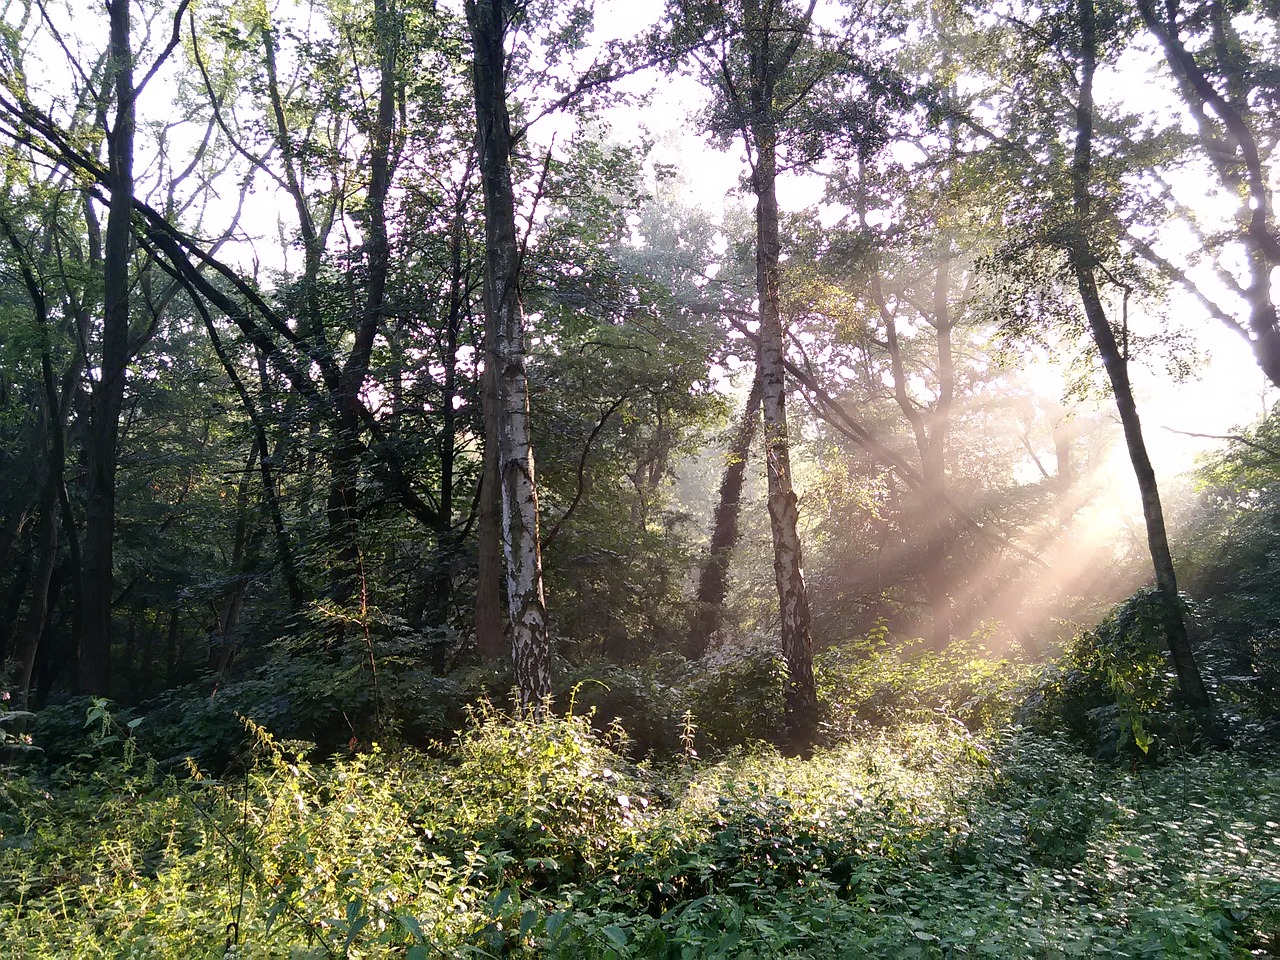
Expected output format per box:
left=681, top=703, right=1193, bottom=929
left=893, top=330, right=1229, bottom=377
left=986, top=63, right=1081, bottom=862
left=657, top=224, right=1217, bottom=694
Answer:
left=2, top=708, right=1279, bottom=959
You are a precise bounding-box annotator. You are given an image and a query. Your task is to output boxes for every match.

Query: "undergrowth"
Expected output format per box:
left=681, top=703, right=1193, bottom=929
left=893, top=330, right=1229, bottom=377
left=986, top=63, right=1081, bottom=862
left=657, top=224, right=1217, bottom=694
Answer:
left=3, top=706, right=1278, bottom=958
left=4, top=610, right=1279, bottom=958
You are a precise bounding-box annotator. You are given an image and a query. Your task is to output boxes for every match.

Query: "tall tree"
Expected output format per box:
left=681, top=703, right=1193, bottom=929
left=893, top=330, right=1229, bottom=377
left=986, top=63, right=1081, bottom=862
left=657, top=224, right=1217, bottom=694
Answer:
left=78, top=0, right=138, bottom=694
left=965, top=0, right=1220, bottom=717
left=1, top=234, right=75, bottom=709
left=466, top=0, right=551, bottom=709
left=858, top=199, right=968, bottom=650
left=1067, top=0, right=1216, bottom=719
left=676, top=0, right=840, bottom=740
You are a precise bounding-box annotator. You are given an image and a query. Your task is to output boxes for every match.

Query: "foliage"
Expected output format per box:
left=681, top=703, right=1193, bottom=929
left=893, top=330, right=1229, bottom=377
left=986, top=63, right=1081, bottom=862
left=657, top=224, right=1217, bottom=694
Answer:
left=2, top=0, right=1278, bottom=953
left=1023, top=588, right=1210, bottom=757
left=1177, top=405, right=1280, bottom=716
left=0, top=688, right=37, bottom=759
left=679, top=641, right=790, bottom=754
left=817, top=626, right=1034, bottom=740
left=552, top=660, right=689, bottom=757
left=4, top=705, right=1280, bottom=958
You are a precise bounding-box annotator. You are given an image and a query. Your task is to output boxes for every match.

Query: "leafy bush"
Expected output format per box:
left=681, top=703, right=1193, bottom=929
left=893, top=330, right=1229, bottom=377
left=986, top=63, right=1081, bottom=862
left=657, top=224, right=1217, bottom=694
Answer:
left=0, top=687, right=38, bottom=762
left=816, top=624, right=1032, bottom=740
left=1175, top=406, right=1280, bottom=732
left=1023, top=587, right=1207, bottom=757
left=4, top=705, right=1279, bottom=959
left=552, top=658, right=689, bottom=757
left=682, top=640, right=788, bottom=752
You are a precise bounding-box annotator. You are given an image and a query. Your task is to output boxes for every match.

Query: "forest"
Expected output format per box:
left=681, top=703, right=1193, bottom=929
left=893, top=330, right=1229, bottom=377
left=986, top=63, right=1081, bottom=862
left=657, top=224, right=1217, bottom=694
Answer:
left=1, top=0, right=1279, bottom=955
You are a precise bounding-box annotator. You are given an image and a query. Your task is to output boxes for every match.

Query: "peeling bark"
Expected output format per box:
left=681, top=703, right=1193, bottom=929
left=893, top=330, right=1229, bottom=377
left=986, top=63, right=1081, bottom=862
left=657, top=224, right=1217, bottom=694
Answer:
left=474, top=355, right=506, bottom=659
left=467, top=0, right=551, bottom=708
left=740, top=0, right=820, bottom=742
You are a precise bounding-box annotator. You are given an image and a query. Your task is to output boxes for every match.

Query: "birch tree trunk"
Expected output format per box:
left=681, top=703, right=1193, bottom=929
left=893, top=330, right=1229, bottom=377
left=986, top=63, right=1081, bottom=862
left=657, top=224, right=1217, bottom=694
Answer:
left=751, top=118, right=818, bottom=738
left=466, top=0, right=551, bottom=708
left=474, top=357, right=506, bottom=659
left=730, top=0, right=819, bottom=742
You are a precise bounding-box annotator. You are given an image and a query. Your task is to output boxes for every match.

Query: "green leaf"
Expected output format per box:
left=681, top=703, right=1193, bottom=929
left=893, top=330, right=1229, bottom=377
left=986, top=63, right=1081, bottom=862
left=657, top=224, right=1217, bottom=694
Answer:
left=603, top=924, right=629, bottom=948
left=518, top=909, right=539, bottom=937
left=343, top=914, right=369, bottom=952
left=264, top=899, right=287, bottom=935
left=545, top=911, right=567, bottom=938
left=398, top=913, right=426, bottom=941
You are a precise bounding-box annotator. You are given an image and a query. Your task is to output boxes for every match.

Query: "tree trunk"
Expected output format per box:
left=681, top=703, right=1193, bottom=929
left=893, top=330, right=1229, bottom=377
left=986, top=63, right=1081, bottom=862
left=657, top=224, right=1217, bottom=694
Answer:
left=1071, top=0, right=1217, bottom=721
left=466, top=0, right=551, bottom=708
left=878, top=266, right=954, bottom=651
left=730, top=0, right=820, bottom=745
left=688, top=372, right=762, bottom=658
left=751, top=119, right=818, bottom=740
left=165, top=609, right=180, bottom=685
left=0, top=555, right=31, bottom=667
left=474, top=356, right=506, bottom=659
left=425, top=188, right=470, bottom=630
left=925, top=246, right=956, bottom=648
left=14, top=489, right=57, bottom=712
left=919, top=445, right=951, bottom=650
left=79, top=0, right=135, bottom=694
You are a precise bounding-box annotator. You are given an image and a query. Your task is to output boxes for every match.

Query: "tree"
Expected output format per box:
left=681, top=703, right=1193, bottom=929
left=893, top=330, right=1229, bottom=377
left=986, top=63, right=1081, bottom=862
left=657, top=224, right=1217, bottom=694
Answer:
left=967, top=0, right=1220, bottom=722
left=1133, top=0, right=1280, bottom=389
left=78, top=0, right=138, bottom=694
left=675, top=0, right=831, bottom=740
left=0, top=0, right=194, bottom=695
left=1066, top=0, right=1215, bottom=719
left=0, top=225, right=71, bottom=709
left=466, top=0, right=552, bottom=709
left=520, top=146, right=726, bottom=661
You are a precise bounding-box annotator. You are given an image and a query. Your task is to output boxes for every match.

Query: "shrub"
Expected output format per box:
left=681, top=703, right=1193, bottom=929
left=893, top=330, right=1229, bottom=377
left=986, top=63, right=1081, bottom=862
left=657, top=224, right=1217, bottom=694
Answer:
left=1023, top=587, right=1207, bottom=757
left=682, top=640, right=788, bottom=752
left=816, top=624, right=1032, bottom=741
left=5, top=705, right=1279, bottom=958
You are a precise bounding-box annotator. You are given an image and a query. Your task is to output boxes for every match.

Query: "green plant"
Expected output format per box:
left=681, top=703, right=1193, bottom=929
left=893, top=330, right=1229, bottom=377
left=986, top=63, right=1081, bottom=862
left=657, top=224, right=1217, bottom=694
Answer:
left=0, top=688, right=37, bottom=760
left=816, top=626, right=1032, bottom=741
left=684, top=641, right=788, bottom=751
left=6, top=685, right=1279, bottom=958
left=1026, top=588, right=1203, bottom=757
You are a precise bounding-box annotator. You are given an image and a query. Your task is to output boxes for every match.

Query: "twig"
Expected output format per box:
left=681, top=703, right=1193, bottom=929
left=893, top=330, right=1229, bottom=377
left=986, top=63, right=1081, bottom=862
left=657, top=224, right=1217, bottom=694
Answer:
left=543, top=393, right=629, bottom=549
left=1161, top=426, right=1280, bottom=459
